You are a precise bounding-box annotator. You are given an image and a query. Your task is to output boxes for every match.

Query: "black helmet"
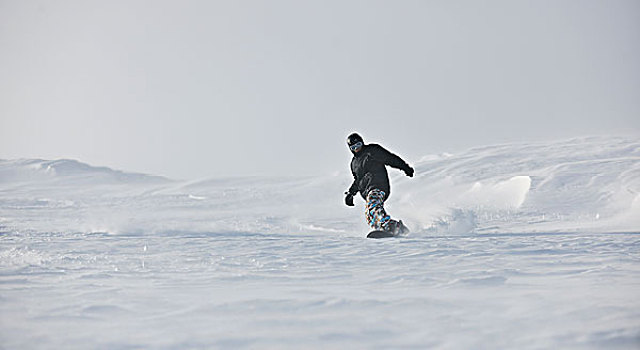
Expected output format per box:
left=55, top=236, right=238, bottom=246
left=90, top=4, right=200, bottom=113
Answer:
left=347, top=133, right=364, bottom=147
left=347, top=133, right=364, bottom=152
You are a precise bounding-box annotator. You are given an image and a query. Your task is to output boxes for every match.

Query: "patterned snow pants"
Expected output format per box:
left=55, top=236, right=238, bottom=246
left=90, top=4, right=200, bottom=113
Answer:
left=365, top=189, right=396, bottom=230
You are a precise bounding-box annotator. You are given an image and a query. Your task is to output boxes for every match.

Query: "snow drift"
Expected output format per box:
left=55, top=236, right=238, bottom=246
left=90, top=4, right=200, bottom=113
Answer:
left=393, top=136, right=640, bottom=235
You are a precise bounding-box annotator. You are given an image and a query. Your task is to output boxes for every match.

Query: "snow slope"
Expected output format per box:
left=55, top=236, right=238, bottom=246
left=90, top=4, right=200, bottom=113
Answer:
left=1, top=136, right=639, bottom=349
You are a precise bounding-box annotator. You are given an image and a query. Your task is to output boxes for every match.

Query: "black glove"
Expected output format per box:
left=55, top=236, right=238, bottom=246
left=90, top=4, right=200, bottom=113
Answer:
left=344, top=192, right=355, bottom=206
left=404, top=166, right=414, bottom=177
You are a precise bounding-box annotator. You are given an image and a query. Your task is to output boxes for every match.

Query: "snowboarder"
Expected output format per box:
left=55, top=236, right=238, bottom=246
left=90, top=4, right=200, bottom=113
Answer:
left=344, top=133, right=414, bottom=235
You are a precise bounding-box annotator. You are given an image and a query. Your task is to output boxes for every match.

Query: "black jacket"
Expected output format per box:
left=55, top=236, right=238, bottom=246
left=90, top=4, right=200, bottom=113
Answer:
left=348, top=144, right=411, bottom=200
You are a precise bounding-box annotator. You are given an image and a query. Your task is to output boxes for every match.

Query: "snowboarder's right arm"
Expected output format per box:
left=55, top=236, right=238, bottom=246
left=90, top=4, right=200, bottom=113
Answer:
left=348, top=161, right=360, bottom=196
left=345, top=170, right=359, bottom=206
left=348, top=178, right=358, bottom=196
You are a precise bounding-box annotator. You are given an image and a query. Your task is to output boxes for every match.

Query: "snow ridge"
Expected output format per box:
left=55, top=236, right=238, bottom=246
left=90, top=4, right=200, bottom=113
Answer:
left=0, top=136, right=638, bottom=236
left=0, top=158, right=170, bottom=184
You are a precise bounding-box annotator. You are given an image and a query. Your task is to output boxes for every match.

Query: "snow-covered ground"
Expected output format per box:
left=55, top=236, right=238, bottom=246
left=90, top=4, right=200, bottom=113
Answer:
left=1, top=136, right=639, bottom=349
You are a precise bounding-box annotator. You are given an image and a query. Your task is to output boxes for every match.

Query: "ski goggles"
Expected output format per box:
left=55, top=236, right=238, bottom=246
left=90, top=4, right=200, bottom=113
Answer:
left=349, top=141, right=363, bottom=151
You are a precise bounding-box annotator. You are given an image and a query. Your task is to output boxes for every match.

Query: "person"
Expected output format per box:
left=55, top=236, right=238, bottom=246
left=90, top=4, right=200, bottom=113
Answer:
left=344, top=132, right=414, bottom=234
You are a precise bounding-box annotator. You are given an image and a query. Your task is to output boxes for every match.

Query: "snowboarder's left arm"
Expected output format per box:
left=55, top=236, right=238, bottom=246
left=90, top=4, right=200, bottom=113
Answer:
left=371, top=144, right=414, bottom=177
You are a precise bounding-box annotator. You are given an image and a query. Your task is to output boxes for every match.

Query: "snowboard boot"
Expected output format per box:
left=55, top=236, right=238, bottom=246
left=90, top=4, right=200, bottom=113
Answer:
left=395, top=220, right=409, bottom=235
left=383, top=220, right=409, bottom=235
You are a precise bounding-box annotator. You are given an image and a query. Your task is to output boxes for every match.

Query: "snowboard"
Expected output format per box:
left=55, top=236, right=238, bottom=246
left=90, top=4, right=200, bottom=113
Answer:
left=367, top=221, right=409, bottom=239
left=367, top=230, right=397, bottom=239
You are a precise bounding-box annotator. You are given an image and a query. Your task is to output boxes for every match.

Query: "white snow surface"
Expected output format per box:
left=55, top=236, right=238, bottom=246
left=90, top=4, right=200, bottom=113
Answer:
left=1, top=136, right=639, bottom=349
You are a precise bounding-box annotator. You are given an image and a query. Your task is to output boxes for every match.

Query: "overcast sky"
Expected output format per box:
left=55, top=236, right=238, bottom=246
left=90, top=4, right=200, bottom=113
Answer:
left=1, top=0, right=639, bottom=179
